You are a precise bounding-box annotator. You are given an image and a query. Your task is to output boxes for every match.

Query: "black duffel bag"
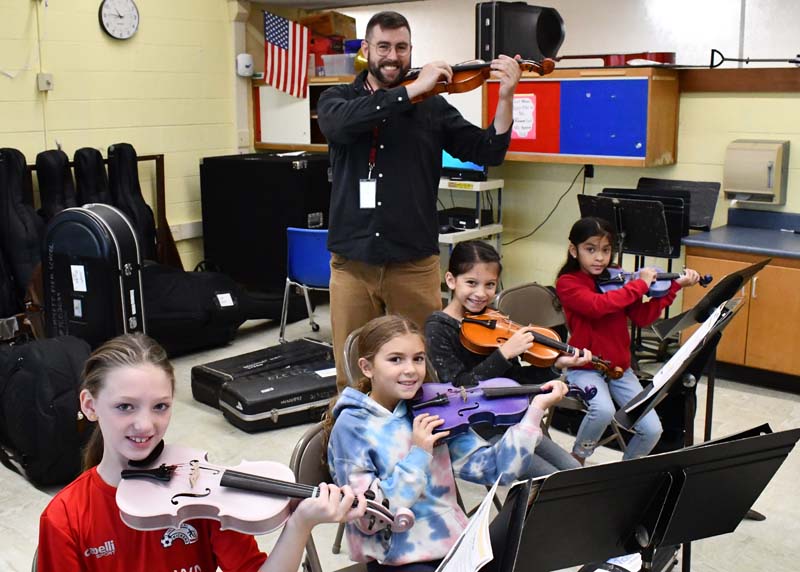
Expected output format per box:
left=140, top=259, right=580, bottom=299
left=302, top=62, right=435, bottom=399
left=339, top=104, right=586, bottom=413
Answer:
left=0, top=336, right=92, bottom=486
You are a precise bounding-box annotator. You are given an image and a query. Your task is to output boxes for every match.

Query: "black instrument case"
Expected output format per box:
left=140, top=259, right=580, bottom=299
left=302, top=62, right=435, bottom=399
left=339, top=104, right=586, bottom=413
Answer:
left=190, top=338, right=334, bottom=409
left=219, top=359, right=337, bottom=432
left=43, top=203, right=145, bottom=348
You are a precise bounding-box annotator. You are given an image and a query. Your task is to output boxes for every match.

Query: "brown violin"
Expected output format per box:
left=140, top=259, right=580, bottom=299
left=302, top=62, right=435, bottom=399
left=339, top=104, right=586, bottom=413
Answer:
left=460, top=308, right=624, bottom=379
left=402, top=58, right=555, bottom=103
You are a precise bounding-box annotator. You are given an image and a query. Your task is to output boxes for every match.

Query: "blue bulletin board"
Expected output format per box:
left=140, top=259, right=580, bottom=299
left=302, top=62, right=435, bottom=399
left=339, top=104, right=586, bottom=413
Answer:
left=560, top=78, right=649, bottom=158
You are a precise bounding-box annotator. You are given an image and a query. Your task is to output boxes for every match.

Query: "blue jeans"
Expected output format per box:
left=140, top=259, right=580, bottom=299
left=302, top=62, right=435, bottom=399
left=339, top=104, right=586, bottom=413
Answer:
left=530, top=434, right=581, bottom=475
left=567, top=368, right=662, bottom=461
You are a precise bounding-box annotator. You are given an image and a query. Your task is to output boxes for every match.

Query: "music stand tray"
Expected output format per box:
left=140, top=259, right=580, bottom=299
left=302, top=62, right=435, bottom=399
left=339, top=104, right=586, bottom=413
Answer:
left=497, top=425, right=800, bottom=572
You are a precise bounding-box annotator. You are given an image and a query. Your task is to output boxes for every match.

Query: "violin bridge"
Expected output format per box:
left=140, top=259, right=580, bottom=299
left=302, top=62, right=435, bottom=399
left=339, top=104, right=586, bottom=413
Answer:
left=459, top=386, right=467, bottom=403
left=189, top=459, right=199, bottom=488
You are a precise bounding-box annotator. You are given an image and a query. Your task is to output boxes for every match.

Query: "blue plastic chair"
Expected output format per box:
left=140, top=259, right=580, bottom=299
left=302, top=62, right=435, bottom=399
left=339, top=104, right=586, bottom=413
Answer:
left=279, top=227, right=331, bottom=343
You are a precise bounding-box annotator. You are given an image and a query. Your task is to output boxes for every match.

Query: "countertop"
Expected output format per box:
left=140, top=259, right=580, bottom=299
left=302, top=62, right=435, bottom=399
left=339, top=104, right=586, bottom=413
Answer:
left=682, top=209, right=800, bottom=259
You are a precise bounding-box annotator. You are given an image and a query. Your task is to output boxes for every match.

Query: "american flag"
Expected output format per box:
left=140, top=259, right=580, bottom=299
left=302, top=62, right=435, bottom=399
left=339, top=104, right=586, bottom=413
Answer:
left=264, top=12, right=309, bottom=99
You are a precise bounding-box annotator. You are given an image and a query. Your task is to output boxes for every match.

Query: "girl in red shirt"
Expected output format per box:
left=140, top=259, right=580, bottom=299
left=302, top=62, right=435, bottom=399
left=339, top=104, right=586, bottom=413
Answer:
left=38, top=333, right=365, bottom=572
left=556, top=217, right=700, bottom=463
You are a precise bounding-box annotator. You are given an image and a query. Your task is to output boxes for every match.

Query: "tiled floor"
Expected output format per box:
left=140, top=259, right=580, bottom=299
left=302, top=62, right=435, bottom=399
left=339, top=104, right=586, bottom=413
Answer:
left=1, top=306, right=798, bottom=572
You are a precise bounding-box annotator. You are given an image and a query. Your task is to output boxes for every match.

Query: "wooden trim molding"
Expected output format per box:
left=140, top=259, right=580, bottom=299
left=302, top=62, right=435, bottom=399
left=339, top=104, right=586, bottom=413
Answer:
left=678, top=67, right=800, bottom=93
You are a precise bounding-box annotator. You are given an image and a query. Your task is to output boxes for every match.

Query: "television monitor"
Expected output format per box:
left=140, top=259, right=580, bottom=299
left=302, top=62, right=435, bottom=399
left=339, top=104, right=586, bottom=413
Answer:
left=441, top=150, right=488, bottom=181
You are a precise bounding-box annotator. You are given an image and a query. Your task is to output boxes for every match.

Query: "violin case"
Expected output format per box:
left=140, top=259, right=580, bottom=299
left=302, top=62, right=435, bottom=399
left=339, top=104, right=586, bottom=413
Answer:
left=191, top=337, right=334, bottom=409
left=43, top=203, right=146, bottom=348
left=218, top=357, right=337, bottom=432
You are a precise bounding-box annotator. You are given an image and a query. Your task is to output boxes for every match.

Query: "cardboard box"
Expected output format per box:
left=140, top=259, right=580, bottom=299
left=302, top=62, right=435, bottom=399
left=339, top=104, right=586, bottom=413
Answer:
left=300, top=11, right=357, bottom=39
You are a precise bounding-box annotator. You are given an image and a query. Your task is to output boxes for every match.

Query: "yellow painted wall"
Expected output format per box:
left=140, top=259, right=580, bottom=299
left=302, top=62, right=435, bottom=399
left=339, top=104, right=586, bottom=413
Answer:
left=0, top=0, right=240, bottom=270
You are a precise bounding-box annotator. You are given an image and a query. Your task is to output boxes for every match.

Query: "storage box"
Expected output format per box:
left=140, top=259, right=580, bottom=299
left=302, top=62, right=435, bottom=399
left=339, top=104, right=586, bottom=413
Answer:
left=301, top=11, right=357, bottom=39
left=322, top=53, right=356, bottom=77
left=310, top=33, right=344, bottom=72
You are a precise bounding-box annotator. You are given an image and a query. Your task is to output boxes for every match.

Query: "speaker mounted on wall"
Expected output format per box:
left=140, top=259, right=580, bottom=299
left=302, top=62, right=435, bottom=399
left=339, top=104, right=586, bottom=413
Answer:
left=475, top=2, right=566, bottom=63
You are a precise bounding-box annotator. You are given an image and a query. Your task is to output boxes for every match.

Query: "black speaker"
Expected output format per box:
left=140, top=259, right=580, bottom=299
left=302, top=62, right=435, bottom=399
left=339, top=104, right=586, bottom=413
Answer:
left=475, top=2, right=565, bottom=62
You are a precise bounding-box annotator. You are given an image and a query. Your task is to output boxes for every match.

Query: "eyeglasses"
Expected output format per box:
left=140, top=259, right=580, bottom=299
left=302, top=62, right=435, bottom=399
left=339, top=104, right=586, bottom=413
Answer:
left=369, top=42, right=411, bottom=57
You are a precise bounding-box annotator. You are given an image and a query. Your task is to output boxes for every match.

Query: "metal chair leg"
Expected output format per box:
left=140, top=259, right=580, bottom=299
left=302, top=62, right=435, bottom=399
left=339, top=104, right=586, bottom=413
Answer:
left=301, top=285, right=317, bottom=331
left=332, top=521, right=346, bottom=554
left=278, top=278, right=292, bottom=343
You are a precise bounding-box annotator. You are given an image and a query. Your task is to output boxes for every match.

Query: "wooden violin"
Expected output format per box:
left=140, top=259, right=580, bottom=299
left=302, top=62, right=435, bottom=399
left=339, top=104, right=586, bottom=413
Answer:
left=460, top=308, right=624, bottom=379
left=409, top=377, right=597, bottom=436
left=596, top=268, right=713, bottom=298
left=401, top=58, right=555, bottom=103
left=116, top=444, right=414, bottom=537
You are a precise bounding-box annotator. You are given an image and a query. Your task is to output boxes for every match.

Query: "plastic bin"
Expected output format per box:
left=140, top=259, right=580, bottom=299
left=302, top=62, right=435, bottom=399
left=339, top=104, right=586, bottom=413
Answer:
left=322, top=53, right=356, bottom=77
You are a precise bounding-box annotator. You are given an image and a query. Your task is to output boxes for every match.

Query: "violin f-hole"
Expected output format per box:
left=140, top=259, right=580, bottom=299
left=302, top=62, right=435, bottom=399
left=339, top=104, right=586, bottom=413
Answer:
left=457, top=403, right=481, bottom=417
left=171, top=488, right=212, bottom=505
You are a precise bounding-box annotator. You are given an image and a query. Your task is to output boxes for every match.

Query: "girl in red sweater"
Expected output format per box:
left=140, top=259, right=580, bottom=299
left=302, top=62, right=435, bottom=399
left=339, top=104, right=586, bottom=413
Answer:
left=555, top=217, right=700, bottom=463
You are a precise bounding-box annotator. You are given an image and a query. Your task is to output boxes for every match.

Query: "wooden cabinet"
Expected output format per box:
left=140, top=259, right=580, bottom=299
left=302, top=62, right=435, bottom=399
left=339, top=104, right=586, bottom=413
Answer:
left=483, top=67, right=679, bottom=167
left=253, top=77, right=352, bottom=152
left=682, top=248, right=800, bottom=376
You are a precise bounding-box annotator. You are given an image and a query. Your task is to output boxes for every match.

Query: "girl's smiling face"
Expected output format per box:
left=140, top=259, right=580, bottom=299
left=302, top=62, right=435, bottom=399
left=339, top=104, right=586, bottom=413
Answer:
left=445, top=261, right=501, bottom=317
left=359, top=332, right=427, bottom=411
left=81, top=363, right=173, bottom=468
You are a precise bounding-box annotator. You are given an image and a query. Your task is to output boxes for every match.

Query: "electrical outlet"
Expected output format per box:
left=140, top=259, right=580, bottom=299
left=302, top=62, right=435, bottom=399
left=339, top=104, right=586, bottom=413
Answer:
left=37, top=72, right=54, bottom=91
left=237, top=130, right=249, bottom=147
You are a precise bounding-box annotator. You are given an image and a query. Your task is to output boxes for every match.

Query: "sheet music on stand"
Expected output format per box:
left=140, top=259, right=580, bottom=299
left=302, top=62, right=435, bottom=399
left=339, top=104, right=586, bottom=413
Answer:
left=614, top=298, right=742, bottom=432
left=435, top=477, right=501, bottom=572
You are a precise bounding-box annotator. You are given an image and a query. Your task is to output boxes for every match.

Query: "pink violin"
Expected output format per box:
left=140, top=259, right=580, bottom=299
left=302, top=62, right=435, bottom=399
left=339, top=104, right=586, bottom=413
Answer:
left=116, top=444, right=414, bottom=537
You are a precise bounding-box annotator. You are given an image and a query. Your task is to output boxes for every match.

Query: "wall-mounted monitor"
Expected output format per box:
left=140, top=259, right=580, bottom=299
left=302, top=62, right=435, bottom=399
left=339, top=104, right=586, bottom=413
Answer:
left=441, top=150, right=488, bottom=181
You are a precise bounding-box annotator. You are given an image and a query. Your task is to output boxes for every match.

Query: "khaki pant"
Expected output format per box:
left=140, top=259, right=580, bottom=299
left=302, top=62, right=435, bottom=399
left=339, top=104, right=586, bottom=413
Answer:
left=329, top=253, right=442, bottom=391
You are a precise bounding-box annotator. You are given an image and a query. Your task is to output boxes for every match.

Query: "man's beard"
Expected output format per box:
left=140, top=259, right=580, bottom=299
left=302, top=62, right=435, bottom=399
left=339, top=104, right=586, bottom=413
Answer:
left=368, top=57, right=410, bottom=88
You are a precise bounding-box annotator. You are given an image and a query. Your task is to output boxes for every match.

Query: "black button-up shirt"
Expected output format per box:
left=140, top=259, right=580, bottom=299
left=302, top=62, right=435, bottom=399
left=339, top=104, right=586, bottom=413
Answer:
left=317, top=71, right=512, bottom=265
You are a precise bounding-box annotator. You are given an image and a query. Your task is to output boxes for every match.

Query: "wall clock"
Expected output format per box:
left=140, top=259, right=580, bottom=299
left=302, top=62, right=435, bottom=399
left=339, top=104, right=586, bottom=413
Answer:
left=99, top=0, right=140, bottom=40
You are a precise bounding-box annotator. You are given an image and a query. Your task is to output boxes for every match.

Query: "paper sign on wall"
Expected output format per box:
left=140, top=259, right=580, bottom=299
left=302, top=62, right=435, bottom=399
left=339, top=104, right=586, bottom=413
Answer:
left=512, top=94, right=537, bottom=140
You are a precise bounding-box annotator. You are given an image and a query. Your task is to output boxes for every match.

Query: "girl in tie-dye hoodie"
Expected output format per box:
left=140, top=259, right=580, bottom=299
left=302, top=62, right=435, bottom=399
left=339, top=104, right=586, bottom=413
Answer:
left=324, top=315, right=570, bottom=571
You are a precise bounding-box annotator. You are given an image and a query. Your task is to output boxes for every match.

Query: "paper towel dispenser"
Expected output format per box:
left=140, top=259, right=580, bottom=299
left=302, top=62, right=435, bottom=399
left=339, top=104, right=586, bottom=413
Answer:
left=723, top=139, right=789, bottom=205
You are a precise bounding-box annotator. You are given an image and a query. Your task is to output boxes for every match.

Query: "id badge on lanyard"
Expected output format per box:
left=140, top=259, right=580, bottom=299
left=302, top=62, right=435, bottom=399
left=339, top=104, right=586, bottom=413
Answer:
left=360, top=125, right=380, bottom=209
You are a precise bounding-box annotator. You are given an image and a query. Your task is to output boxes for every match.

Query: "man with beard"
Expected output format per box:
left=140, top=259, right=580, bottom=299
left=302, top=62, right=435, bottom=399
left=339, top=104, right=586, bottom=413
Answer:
left=318, top=11, right=521, bottom=390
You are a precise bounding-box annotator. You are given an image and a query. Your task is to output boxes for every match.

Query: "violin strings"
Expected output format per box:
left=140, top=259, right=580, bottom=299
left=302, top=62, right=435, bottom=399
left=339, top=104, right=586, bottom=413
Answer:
left=167, top=463, right=319, bottom=497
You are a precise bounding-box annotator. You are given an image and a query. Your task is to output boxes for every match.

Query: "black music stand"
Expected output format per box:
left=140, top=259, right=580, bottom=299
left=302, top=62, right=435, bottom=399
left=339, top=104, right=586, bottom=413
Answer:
left=494, top=425, right=800, bottom=572
left=637, top=178, right=720, bottom=232
left=653, top=258, right=771, bottom=341
left=614, top=298, right=741, bottom=434
left=577, top=195, right=673, bottom=263
left=653, top=258, right=772, bottom=442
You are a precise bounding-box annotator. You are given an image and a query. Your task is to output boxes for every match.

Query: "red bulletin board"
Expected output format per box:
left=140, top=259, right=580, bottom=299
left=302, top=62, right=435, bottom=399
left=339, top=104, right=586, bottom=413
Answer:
left=486, top=80, right=561, bottom=153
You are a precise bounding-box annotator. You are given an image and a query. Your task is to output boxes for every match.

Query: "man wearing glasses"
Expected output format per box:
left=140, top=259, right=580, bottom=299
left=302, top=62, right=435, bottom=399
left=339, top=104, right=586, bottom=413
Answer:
left=318, top=11, right=522, bottom=390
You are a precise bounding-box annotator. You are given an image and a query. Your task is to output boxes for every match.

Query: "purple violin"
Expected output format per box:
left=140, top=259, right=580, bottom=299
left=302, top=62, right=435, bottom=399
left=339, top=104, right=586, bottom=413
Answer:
left=409, top=377, right=597, bottom=437
left=597, top=267, right=713, bottom=298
